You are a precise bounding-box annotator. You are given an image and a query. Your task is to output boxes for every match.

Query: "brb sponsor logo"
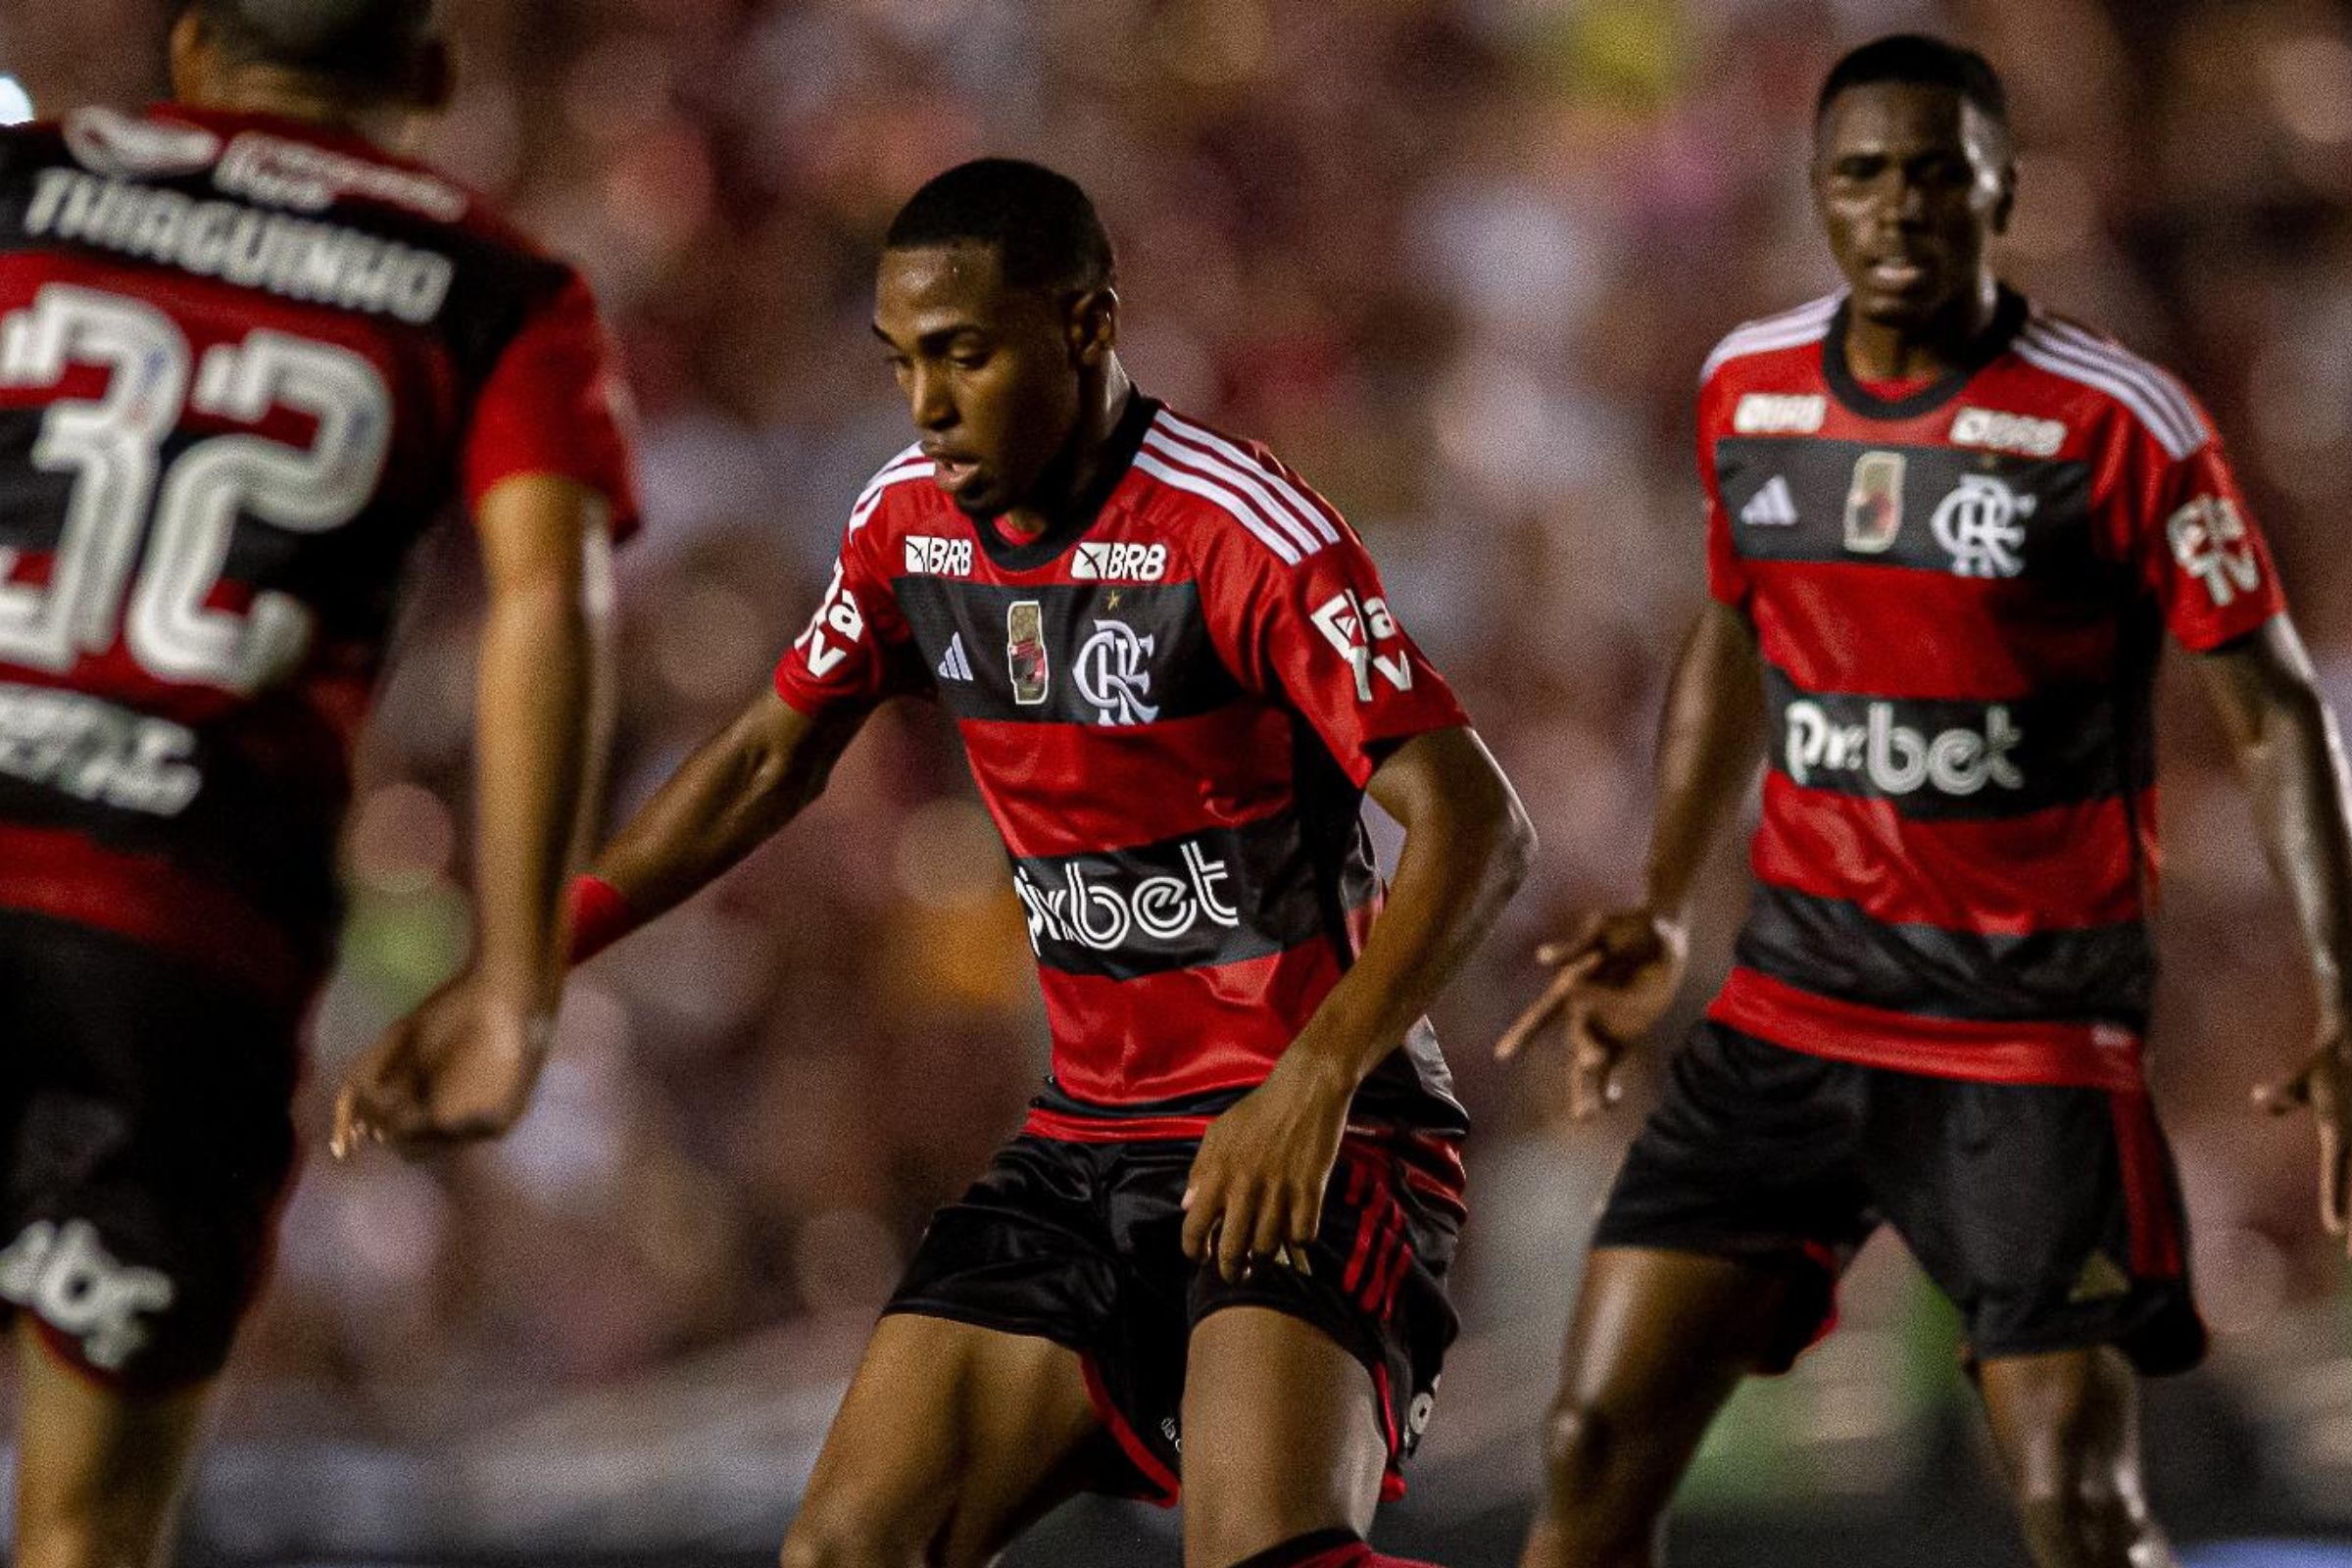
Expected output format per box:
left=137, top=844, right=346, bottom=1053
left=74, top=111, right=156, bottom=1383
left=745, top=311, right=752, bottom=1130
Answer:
left=1015, top=840, right=1241, bottom=956
left=1785, top=700, right=2025, bottom=797
left=1312, top=590, right=1412, bottom=703
left=903, top=535, right=972, bottom=576
left=1733, top=393, right=1826, bottom=435
left=1070, top=540, right=1167, bottom=582
left=0, top=1217, right=174, bottom=1371
left=1950, top=406, right=2066, bottom=458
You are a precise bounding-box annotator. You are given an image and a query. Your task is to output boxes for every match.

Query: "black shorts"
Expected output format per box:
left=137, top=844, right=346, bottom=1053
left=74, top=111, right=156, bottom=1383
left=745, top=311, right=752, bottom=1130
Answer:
left=1595, top=1022, right=2205, bottom=1377
left=885, top=1131, right=1462, bottom=1504
left=0, top=911, right=303, bottom=1389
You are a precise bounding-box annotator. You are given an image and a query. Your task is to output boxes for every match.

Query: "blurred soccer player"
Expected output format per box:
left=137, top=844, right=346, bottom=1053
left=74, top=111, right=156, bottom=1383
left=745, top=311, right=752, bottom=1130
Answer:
left=564, top=159, right=1533, bottom=1568
left=1500, top=33, right=2352, bottom=1568
left=0, top=2, right=637, bottom=1561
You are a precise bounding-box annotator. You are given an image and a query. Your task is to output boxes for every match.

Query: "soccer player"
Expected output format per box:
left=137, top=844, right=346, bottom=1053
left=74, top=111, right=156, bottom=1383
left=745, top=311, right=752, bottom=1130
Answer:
left=1499, top=34, right=2352, bottom=1568
left=563, top=159, right=1534, bottom=1568
left=0, top=2, right=636, bottom=1563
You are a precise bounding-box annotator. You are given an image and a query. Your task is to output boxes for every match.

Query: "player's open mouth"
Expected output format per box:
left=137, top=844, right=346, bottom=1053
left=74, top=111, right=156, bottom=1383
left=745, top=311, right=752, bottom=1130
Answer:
left=929, top=456, right=980, bottom=493
left=1866, top=257, right=1930, bottom=289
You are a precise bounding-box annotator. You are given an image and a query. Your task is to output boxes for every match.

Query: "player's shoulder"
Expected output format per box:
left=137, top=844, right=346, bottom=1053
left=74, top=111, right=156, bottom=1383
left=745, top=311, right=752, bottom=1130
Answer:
left=1130, top=403, right=1351, bottom=569
left=1697, top=290, right=1845, bottom=390
left=2003, top=303, right=2214, bottom=462
left=842, top=441, right=940, bottom=540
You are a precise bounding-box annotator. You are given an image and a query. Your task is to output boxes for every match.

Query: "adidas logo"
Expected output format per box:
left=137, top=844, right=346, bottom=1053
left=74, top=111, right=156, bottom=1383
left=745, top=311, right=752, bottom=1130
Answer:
left=937, top=633, right=974, bottom=683
left=2068, top=1250, right=2131, bottom=1303
left=1740, top=476, right=1798, bottom=527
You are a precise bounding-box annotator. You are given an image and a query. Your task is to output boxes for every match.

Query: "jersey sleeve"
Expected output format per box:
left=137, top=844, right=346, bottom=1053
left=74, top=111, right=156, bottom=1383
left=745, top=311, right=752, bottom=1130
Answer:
left=1695, top=377, right=1749, bottom=609
left=461, top=268, right=643, bottom=540
left=771, top=503, right=928, bottom=720
left=1211, top=524, right=1470, bottom=788
left=2110, top=411, right=2282, bottom=653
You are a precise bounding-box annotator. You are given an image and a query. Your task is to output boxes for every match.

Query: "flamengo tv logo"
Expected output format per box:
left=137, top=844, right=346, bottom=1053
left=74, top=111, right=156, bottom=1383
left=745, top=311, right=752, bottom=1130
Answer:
left=1785, top=700, right=2025, bottom=797
left=1014, top=840, right=1241, bottom=956
left=1312, top=591, right=1411, bottom=703
left=0, top=1217, right=175, bottom=1371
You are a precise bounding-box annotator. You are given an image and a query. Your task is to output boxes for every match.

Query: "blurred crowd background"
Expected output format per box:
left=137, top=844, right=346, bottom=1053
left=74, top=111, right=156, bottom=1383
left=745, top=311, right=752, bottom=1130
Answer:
left=5, top=0, right=2352, bottom=1560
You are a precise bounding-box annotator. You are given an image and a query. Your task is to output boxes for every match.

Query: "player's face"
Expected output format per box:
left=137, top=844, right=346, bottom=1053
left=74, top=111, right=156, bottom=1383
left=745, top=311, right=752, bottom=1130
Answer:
left=874, top=244, right=1090, bottom=519
left=1813, top=82, right=2012, bottom=330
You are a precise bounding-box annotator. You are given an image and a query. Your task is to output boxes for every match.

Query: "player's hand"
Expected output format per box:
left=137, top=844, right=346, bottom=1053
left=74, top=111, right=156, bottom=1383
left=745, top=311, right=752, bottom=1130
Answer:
left=2255, top=1029, right=2352, bottom=1256
left=330, top=971, right=554, bottom=1160
left=1181, top=1052, right=1350, bottom=1284
left=1494, top=908, right=1688, bottom=1119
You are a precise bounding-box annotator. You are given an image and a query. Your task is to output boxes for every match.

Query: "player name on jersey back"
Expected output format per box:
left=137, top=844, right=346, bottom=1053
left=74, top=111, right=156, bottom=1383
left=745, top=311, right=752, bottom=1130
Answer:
left=20, top=167, right=454, bottom=323
left=0, top=105, right=637, bottom=999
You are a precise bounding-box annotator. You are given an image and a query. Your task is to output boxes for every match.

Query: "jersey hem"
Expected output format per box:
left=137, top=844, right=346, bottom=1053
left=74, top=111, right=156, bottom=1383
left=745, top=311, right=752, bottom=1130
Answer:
left=1709, top=967, right=2146, bottom=1093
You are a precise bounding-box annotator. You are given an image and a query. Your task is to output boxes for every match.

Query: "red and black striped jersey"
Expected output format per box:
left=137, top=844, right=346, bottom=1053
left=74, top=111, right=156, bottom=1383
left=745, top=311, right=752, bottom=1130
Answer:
left=773, top=395, right=1474, bottom=1152
left=1698, top=288, right=2282, bottom=1091
left=0, top=104, right=640, bottom=1003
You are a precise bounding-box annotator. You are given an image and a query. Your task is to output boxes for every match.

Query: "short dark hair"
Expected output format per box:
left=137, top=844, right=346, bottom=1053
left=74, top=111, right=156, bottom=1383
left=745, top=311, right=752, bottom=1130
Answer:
left=1817, top=34, right=2009, bottom=132
left=883, top=159, right=1115, bottom=296
left=193, top=0, right=436, bottom=92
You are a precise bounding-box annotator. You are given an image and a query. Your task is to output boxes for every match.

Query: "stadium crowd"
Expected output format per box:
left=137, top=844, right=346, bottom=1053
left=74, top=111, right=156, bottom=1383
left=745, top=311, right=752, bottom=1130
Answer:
left=5, top=0, right=2349, bottom=1505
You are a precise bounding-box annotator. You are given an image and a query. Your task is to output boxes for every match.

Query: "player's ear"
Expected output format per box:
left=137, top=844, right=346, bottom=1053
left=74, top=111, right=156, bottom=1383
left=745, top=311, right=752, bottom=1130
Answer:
left=168, top=8, right=215, bottom=102
left=406, top=36, right=454, bottom=113
left=1067, top=286, right=1117, bottom=368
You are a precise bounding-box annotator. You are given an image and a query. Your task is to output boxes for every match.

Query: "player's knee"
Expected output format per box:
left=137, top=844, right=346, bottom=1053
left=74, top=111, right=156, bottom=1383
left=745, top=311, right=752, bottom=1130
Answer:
left=1541, top=1400, right=1621, bottom=1494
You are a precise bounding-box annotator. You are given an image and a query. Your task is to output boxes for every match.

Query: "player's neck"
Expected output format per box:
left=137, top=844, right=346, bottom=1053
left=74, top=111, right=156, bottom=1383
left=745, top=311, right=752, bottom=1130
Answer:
left=179, top=73, right=411, bottom=150
left=996, top=362, right=1138, bottom=544
left=1841, top=274, right=2002, bottom=384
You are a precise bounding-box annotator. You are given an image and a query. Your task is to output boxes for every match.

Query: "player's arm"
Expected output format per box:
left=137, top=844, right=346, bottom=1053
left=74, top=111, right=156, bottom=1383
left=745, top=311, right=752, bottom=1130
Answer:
left=2187, top=615, right=2352, bottom=1250
left=1495, top=599, right=1765, bottom=1115
left=1180, top=729, right=1535, bottom=1281
left=333, top=474, right=614, bottom=1157
left=566, top=690, right=868, bottom=955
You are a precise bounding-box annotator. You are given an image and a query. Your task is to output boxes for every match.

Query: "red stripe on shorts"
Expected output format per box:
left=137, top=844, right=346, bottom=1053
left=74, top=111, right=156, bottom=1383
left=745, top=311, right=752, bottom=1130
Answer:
left=2107, top=1090, right=2183, bottom=1278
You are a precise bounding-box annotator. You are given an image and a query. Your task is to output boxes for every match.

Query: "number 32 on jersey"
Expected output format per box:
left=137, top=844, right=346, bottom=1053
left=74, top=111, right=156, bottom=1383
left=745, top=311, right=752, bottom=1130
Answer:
left=0, top=282, right=390, bottom=694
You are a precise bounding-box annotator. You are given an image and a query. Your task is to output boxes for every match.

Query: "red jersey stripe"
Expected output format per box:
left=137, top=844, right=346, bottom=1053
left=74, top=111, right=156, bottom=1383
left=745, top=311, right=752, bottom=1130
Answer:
left=1034, top=940, right=1348, bottom=1106
left=1709, top=967, right=2146, bottom=1091
left=1748, top=561, right=2123, bottom=699
left=957, top=706, right=1298, bottom=860
left=1751, top=773, right=2149, bottom=935
left=0, top=821, right=316, bottom=1005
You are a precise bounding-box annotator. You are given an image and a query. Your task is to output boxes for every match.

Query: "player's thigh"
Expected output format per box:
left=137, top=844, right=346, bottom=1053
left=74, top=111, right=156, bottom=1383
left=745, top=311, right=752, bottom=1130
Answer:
left=787, top=1312, right=1106, bottom=1568
left=1544, top=1246, right=1793, bottom=1494
left=1177, top=1305, right=1387, bottom=1568
left=1568, top=1022, right=1874, bottom=1428
left=1863, top=1075, right=2204, bottom=1377
left=13, top=1319, right=214, bottom=1568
